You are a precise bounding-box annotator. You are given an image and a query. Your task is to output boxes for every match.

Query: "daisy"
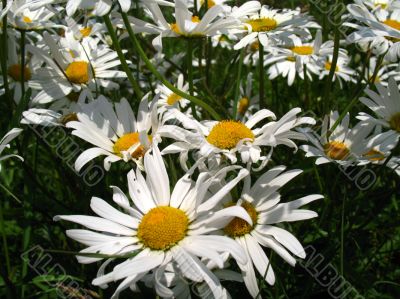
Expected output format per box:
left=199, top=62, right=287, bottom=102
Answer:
left=27, top=33, right=126, bottom=105
left=61, top=0, right=113, bottom=16
left=233, top=72, right=259, bottom=118
left=66, top=94, right=165, bottom=171
left=357, top=77, right=400, bottom=141
left=362, top=56, right=400, bottom=86
left=128, top=0, right=238, bottom=51
left=155, top=74, right=191, bottom=115
left=163, top=107, right=315, bottom=168
left=54, top=145, right=252, bottom=298
left=0, top=128, right=24, bottom=169
left=300, top=111, right=377, bottom=165
left=232, top=5, right=318, bottom=50
left=218, top=166, right=322, bottom=297
left=346, top=4, right=400, bottom=61
left=65, top=17, right=106, bottom=41
left=318, top=55, right=357, bottom=87
left=358, top=0, right=400, bottom=11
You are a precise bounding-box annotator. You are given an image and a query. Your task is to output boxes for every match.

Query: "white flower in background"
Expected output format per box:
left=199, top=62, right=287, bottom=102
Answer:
left=362, top=57, right=400, bottom=86
left=66, top=95, right=164, bottom=171
left=128, top=0, right=238, bottom=51
left=216, top=166, right=321, bottom=297
left=27, top=33, right=125, bottom=105
left=231, top=72, right=259, bottom=119
left=5, top=35, right=42, bottom=103
left=346, top=4, right=400, bottom=61
left=65, top=17, right=106, bottom=41
left=0, top=128, right=24, bottom=169
left=300, top=111, right=379, bottom=165
left=155, top=74, right=191, bottom=115
left=163, top=108, right=314, bottom=168
left=211, top=33, right=237, bottom=49
left=55, top=146, right=251, bottom=299
left=358, top=0, right=400, bottom=11
left=232, top=5, right=318, bottom=50
left=62, top=0, right=113, bottom=16
left=318, top=55, right=357, bottom=86
left=358, top=77, right=400, bottom=141
left=6, top=0, right=57, bottom=30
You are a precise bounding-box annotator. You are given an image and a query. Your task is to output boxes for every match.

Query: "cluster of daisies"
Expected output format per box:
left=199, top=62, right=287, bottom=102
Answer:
left=0, top=0, right=399, bottom=298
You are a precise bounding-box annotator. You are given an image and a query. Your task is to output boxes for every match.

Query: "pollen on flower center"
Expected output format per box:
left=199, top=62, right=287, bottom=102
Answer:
left=113, top=132, right=152, bottom=159
left=23, top=16, right=32, bottom=23
left=246, top=18, right=277, bottom=32
left=325, top=61, right=339, bottom=72
left=224, top=201, right=257, bottom=238
left=137, top=206, right=189, bottom=251
left=389, top=112, right=400, bottom=132
left=200, top=0, right=215, bottom=8
left=8, top=64, right=31, bottom=81
left=65, top=61, right=89, bottom=84
left=291, top=46, right=314, bottom=55
left=80, top=27, right=92, bottom=37
left=167, top=93, right=182, bottom=105
left=363, top=149, right=385, bottom=161
left=206, top=120, right=255, bottom=150
left=323, top=141, right=350, bottom=160
left=170, top=16, right=201, bottom=35
left=383, top=19, right=400, bottom=31
left=237, top=97, right=250, bottom=115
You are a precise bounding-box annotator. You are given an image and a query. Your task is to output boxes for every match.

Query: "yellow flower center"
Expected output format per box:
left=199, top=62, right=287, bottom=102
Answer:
left=60, top=113, right=78, bottom=125
left=80, top=27, right=92, bottom=37
left=250, top=41, right=259, bottom=52
left=325, top=61, right=339, bottom=72
left=291, top=46, right=314, bottom=55
left=323, top=141, right=350, bottom=160
left=389, top=112, right=400, bottom=132
left=200, top=0, right=215, bottom=8
left=237, top=97, right=250, bottom=115
left=7, top=64, right=31, bottom=81
left=167, top=93, right=182, bottom=106
left=286, top=56, right=296, bottom=62
left=65, top=61, right=89, bottom=84
left=113, top=132, right=152, bottom=159
left=246, top=18, right=277, bottom=32
left=137, top=206, right=189, bottom=251
left=23, top=16, right=32, bottom=23
left=363, top=149, right=385, bottom=161
left=383, top=19, right=400, bottom=31
left=206, top=120, right=255, bottom=150
left=170, top=16, right=201, bottom=35
left=224, top=201, right=257, bottom=238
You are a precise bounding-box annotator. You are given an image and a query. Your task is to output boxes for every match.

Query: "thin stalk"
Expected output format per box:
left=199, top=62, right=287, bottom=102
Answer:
left=206, top=37, right=212, bottom=86
left=259, top=43, right=265, bottom=108
left=1, top=4, right=11, bottom=107
left=340, top=196, right=345, bottom=276
left=327, top=54, right=384, bottom=137
left=103, top=14, right=143, bottom=99
left=0, top=182, right=22, bottom=204
left=187, top=40, right=194, bottom=96
left=0, top=203, right=11, bottom=276
left=44, top=248, right=139, bottom=259
left=20, top=30, right=26, bottom=101
left=303, top=64, right=309, bottom=109
left=233, top=49, right=244, bottom=119
left=121, top=12, right=221, bottom=120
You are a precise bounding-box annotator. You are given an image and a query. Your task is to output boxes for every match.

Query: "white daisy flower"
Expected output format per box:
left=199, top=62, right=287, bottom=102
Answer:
left=128, top=0, right=238, bottom=51
left=232, top=5, right=318, bottom=50
left=163, top=108, right=315, bottom=168
left=27, top=33, right=126, bottom=105
left=211, top=33, right=237, bottom=49
left=362, top=56, right=400, bottom=86
left=318, top=55, right=357, bottom=87
left=357, top=0, right=400, bottom=11
left=300, top=111, right=377, bottom=165
left=357, top=77, right=400, bottom=141
left=233, top=72, right=259, bottom=118
left=346, top=4, right=400, bottom=61
left=0, top=0, right=12, bottom=21
left=65, top=17, right=106, bottom=41
left=217, top=166, right=322, bottom=297
left=55, top=146, right=252, bottom=299
left=6, top=0, right=57, bottom=30
left=155, top=73, right=191, bottom=115
left=61, top=0, right=114, bottom=16
left=0, top=128, right=24, bottom=169
left=66, top=95, right=165, bottom=171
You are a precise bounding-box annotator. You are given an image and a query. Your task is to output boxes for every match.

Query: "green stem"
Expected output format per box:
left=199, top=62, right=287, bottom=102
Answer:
left=121, top=12, right=221, bottom=120
left=323, top=12, right=341, bottom=112
left=233, top=49, right=244, bottom=119
left=1, top=4, right=11, bottom=107
left=187, top=40, right=194, bottom=96
left=0, top=203, right=11, bottom=276
left=20, top=30, right=26, bottom=102
left=303, top=64, right=309, bottom=109
left=103, top=14, right=143, bottom=99
left=340, top=195, right=345, bottom=276
left=259, top=43, right=265, bottom=108
left=0, top=182, right=22, bottom=204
